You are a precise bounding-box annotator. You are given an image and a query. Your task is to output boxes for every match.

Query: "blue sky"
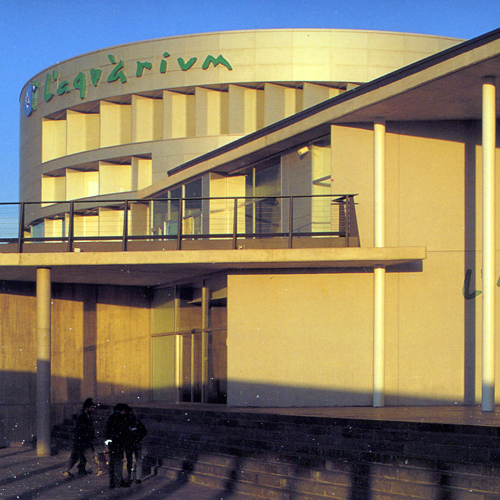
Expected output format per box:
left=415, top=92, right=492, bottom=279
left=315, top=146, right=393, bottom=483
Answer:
left=1, top=0, right=499, bottom=202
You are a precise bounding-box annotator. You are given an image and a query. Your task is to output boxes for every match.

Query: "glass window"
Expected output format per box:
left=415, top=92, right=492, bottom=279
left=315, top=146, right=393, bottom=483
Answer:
left=245, top=161, right=281, bottom=234
left=184, top=179, right=203, bottom=235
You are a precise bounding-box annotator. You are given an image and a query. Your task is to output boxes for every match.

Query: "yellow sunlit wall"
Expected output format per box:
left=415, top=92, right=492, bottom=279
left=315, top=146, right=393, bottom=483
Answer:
left=228, top=272, right=374, bottom=406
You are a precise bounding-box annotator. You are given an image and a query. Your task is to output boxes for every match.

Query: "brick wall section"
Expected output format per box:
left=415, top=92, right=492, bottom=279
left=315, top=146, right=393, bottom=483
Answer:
left=53, top=406, right=500, bottom=499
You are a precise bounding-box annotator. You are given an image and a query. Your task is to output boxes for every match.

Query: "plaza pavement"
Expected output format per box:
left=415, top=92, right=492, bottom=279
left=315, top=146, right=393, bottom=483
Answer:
left=0, top=446, right=258, bottom=500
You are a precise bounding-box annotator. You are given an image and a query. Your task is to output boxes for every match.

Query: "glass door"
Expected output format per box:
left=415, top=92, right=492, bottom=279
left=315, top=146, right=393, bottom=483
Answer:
left=151, top=277, right=227, bottom=404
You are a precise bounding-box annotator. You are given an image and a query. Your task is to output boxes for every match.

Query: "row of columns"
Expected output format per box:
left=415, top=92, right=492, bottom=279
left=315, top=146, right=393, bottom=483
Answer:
left=372, top=76, right=497, bottom=410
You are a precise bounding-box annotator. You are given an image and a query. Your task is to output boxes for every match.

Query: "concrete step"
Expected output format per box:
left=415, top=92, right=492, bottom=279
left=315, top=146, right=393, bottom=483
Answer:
left=52, top=405, right=500, bottom=500
left=154, top=450, right=455, bottom=500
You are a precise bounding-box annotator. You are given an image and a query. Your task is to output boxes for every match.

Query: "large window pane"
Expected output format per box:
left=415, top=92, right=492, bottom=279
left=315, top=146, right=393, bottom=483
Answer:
left=245, top=161, right=281, bottom=234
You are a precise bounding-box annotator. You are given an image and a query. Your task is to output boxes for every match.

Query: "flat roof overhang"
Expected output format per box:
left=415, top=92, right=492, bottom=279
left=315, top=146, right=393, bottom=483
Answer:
left=0, top=247, right=425, bottom=287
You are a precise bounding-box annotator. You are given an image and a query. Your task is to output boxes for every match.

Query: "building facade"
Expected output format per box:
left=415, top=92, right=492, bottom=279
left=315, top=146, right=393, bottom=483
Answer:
left=6, top=27, right=500, bottom=448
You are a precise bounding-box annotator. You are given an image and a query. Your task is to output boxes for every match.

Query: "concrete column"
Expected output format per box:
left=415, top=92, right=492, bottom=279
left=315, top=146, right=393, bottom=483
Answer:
left=482, top=77, right=496, bottom=411
left=36, top=267, right=51, bottom=456
left=201, top=285, right=210, bottom=403
left=373, top=118, right=386, bottom=407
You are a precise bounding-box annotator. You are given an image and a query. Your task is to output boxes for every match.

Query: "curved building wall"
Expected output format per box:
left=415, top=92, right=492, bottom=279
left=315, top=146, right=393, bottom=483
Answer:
left=19, top=29, right=462, bottom=225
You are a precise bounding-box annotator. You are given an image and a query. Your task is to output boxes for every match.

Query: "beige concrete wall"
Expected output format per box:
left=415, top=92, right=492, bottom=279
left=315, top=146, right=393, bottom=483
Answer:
left=0, top=282, right=36, bottom=446
left=227, top=272, right=373, bottom=407
left=0, top=281, right=151, bottom=446
left=95, top=285, right=150, bottom=403
left=223, top=120, right=500, bottom=408
left=51, top=284, right=85, bottom=403
left=330, top=120, right=500, bottom=406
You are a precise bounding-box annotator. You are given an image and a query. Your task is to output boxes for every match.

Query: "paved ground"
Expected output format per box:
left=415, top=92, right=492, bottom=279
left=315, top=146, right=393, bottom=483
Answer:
left=0, top=447, right=258, bottom=500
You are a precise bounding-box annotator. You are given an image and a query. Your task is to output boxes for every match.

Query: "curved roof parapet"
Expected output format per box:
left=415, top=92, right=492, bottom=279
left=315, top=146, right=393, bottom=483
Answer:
left=20, top=29, right=463, bottom=114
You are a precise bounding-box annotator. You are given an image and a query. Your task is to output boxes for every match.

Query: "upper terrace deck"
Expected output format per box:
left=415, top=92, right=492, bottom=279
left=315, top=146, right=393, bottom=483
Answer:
left=0, top=194, right=425, bottom=286
left=0, top=194, right=359, bottom=253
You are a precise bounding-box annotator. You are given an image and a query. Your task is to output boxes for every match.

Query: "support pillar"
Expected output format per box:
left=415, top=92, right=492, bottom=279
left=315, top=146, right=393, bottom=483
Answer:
left=201, top=285, right=210, bottom=403
left=36, top=267, right=51, bottom=456
left=482, top=77, right=496, bottom=411
left=373, top=118, right=386, bottom=407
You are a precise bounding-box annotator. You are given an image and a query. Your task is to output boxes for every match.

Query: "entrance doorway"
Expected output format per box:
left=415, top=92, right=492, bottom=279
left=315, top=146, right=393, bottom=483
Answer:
left=151, top=276, right=227, bottom=403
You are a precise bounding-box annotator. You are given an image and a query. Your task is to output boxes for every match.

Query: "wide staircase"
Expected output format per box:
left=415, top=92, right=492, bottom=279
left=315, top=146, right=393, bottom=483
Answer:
left=52, top=405, right=500, bottom=500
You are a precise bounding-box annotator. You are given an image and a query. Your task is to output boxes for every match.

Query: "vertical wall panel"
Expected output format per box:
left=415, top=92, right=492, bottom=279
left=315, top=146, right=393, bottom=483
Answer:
left=303, top=83, right=341, bottom=109
left=100, top=101, right=131, bottom=147
left=163, top=91, right=195, bottom=139
left=264, top=83, right=300, bottom=126
left=195, top=88, right=228, bottom=136
left=132, top=95, right=163, bottom=143
left=42, top=119, right=67, bottom=162
left=66, top=111, right=99, bottom=155
left=99, top=162, right=132, bottom=195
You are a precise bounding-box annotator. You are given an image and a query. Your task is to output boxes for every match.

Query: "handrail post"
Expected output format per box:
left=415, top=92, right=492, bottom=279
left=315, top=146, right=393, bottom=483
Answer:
left=345, top=196, right=351, bottom=247
left=67, top=201, right=74, bottom=252
left=288, top=196, right=294, bottom=248
left=122, top=201, right=129, bottom=252
left=176, top=199, right=183, bottom=250
left=232, top=198, right=238, bottom=249
left=17, top=203, right=25, bottom=253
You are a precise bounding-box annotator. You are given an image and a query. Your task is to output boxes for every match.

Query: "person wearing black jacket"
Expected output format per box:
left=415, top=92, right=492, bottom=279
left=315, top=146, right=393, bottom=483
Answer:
left=61, top=398, right=103, bottom=477
left=103, top=403, right=131, bottom=488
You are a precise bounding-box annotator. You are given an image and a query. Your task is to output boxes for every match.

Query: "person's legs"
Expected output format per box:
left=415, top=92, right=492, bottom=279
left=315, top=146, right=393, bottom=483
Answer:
left=109, top=446, right=126, bottom=487
left=94, top=449, right=107, bottom=475
left=81, top=446, right=99, bottom=474
left=77, top=452, right=88, bottom=475
left=125, top=446, right=133, bottom=481
left=134, top=444, right=143, bottom=482
left=62, top=447, right=80, bottom=475
left=108, top=449, right=117, bottom=487
left=115, top=450, right=125, bottom=484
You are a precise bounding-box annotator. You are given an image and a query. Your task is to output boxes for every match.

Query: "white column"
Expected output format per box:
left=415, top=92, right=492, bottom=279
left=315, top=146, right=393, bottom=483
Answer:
left=373, top=118, right=386, bottom=407
left=201, top=285, right=210, bottom=403
left=482, top=77, right=496, bottom=411
left=36, top=267, right=51, bottom=456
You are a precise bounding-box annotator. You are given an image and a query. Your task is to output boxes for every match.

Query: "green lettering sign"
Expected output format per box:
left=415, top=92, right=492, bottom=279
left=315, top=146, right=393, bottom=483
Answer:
left=136, top=61, right=152, bottom=77
left=56, top=80, right=71, bottom=96
left=44, top=71, right=58, bottom=102
left=463, top=268, right=500, bottom=299
left=90, top=68, right=102, bottom=87
left=177, top=57, right=197, bottom=71
left=25, top=50, right=233, bottom=115
left=31, top=81, right=40, bottom=111
left=202, top=55, right=232, bottom=70
left=107, top=55, right=127, bottom=83
left=160, top=52, right=170, bottom=73
left=73, top=72, right=86, bottom=99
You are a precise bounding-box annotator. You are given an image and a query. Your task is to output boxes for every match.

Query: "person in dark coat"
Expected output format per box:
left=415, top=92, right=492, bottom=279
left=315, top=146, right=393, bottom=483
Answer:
left=103, top=403, right=131, bottom=488
left=61, top=398, right=104, bottom=477
left=124, top=407, right=147, bottom=484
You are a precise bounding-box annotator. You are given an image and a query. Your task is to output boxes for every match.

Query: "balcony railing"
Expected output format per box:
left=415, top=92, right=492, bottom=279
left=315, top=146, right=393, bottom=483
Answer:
left=0, top=195, right=358, bottom=253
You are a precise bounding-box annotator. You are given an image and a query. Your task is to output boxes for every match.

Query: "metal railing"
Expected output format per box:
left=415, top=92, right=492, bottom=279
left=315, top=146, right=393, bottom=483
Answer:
left=0, top=194, right=358, bottom=253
